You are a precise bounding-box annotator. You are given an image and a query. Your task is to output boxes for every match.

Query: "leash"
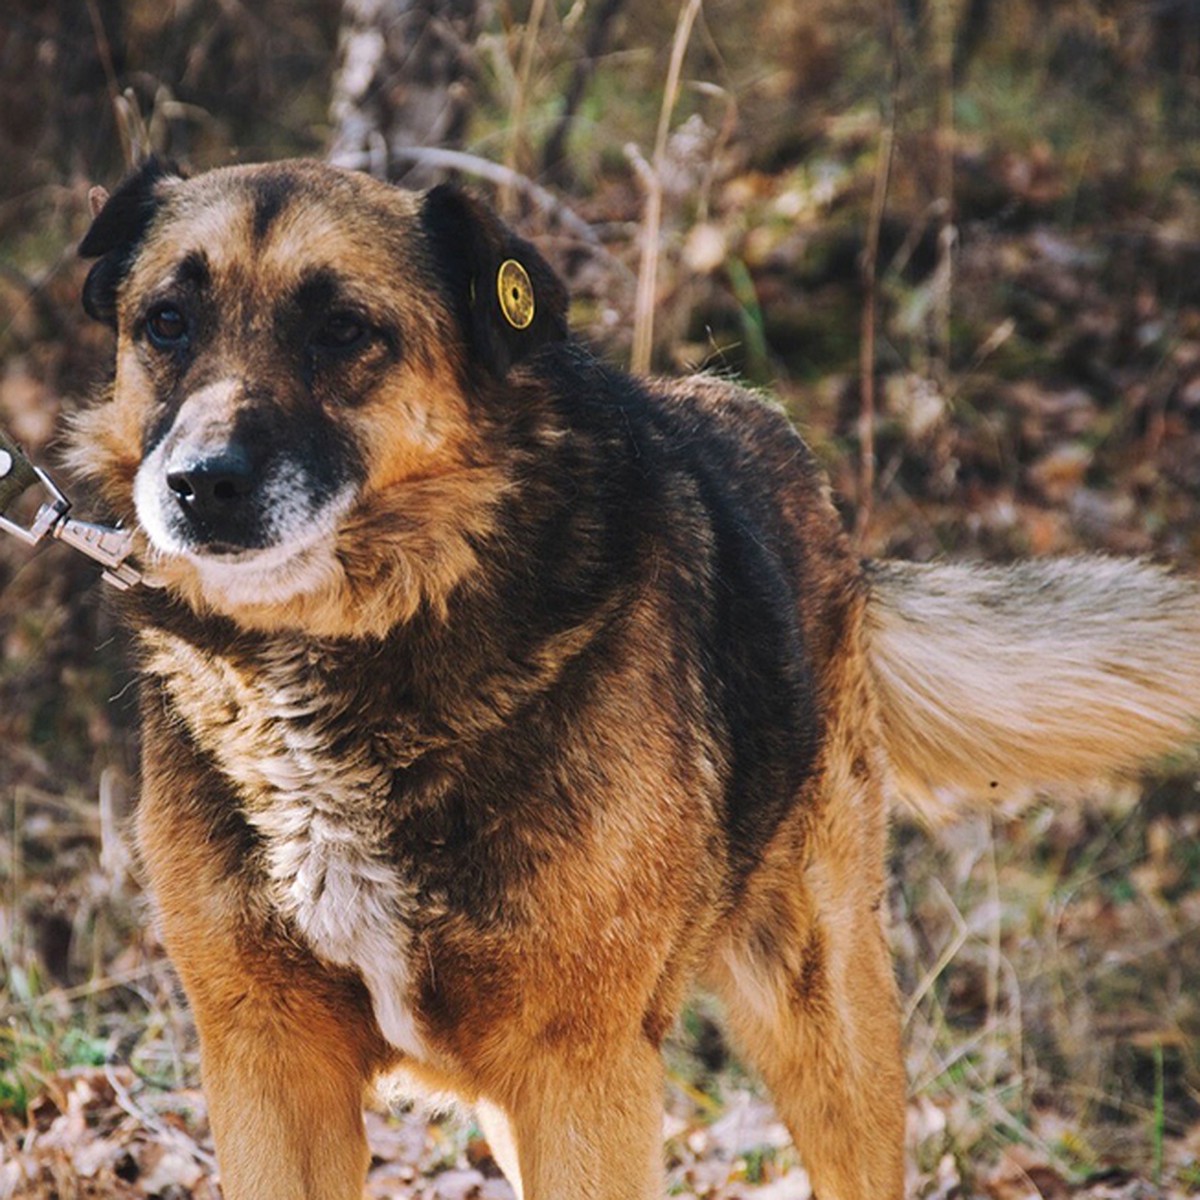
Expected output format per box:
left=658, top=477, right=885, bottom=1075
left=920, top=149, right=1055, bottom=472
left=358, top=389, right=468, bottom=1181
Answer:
left=0, top=426, right=142, bottom=590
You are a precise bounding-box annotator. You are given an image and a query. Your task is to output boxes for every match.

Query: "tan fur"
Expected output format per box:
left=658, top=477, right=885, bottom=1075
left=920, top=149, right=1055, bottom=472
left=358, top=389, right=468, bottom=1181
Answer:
left=706, top=642, right=907, bottom=1199
left=865, top=558, right=1200, bottom=819
left=136, top=692, right=395, bottom=1200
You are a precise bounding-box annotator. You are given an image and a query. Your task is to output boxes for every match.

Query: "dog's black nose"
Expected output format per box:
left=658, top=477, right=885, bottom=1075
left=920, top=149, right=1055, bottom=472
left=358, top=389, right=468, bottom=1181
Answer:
left=167, top=448, right=255, bottom=520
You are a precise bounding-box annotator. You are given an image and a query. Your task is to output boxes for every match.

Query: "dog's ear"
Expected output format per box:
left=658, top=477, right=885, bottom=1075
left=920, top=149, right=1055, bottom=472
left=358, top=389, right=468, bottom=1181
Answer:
left=79, top=157, right=182, bottom=327
left=421, top=184, right=569, bottom=377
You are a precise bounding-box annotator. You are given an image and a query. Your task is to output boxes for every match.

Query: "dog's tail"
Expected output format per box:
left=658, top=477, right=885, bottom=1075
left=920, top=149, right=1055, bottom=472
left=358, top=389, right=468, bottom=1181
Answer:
left=863, top=557, right=1200, bottom=819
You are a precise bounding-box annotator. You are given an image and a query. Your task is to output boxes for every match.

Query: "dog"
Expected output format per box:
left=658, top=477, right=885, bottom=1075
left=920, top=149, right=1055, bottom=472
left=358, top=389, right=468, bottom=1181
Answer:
left=67, top=157, right=1200, bottom=1200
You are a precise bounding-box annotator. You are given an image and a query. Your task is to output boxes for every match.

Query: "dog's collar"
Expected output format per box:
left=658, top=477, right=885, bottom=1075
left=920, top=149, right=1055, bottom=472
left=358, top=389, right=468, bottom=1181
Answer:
left=0, top=427, right=143, bottom=590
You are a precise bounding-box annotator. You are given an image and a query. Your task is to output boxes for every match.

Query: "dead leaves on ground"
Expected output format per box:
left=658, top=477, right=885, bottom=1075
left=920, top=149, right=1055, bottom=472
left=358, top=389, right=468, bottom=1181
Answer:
left=4, top=1075, right=1199, bottom=1199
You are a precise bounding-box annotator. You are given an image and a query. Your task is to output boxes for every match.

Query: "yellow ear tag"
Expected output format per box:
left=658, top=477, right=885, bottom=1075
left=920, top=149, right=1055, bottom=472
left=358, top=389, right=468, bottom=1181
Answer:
left=497, top=259, right=535, bottom=330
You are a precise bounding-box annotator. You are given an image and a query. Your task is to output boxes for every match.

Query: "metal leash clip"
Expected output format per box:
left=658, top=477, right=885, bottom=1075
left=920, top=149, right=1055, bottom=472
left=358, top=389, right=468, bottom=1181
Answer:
left=0, top=463, right=143, bottom=590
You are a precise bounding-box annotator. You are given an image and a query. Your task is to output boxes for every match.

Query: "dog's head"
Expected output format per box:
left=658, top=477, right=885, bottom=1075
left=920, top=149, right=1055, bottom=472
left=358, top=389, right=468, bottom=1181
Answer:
left=71, top=159, right=569, bottom=635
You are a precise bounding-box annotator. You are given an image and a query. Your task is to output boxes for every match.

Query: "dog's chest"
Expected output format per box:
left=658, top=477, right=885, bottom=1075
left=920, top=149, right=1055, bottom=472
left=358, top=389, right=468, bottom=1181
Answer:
left=147, top=632, right=425, bottom=1057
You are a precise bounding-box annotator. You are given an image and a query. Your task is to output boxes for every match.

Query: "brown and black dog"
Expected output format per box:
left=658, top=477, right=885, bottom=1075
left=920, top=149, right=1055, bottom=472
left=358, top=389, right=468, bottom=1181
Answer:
left=68, top=158, right=1200, bottom=1199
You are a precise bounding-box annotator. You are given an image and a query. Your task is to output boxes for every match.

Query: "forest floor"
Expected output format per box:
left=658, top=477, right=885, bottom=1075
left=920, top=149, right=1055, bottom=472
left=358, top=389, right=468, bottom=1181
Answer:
left=3, top=33, right=1200, bottom=1198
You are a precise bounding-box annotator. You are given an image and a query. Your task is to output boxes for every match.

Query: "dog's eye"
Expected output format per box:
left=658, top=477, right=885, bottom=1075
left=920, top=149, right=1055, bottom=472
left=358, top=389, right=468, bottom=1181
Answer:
left=311, top=314, right=368, bottom=353
left=146, top=305, right=189, bottom=350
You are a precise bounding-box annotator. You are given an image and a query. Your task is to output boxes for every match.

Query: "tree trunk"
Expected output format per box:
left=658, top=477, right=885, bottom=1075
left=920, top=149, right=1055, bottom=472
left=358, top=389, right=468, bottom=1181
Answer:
left=327, top=0, right=482, bottom=185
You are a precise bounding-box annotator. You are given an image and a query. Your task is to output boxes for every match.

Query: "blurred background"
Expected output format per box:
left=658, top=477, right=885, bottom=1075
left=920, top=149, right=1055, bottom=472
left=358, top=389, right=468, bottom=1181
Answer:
left=1, top=1, right=1199, bottom=1195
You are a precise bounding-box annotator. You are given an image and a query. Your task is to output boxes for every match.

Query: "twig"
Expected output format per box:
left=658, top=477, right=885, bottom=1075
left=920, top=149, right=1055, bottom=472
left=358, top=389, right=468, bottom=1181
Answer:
left=379, top=146, right=607, bottom=253
left=104, top=1060, right=219, bottom=1171
left=854, top=0, right=899, bottom=548
left=501, top=0, right=550, bottom=213
left=113, top=90, right=152, bottom=167
left=0, top=963, right=173, bottom=1021
left=854, top=125, right=894, bottom=547
left=688, top=21, right=738, bottom=227
left=945, top=316, right=1014, bottom=408
left=370, top=146, right=636, bottom=299
left=630, top=0, right=704, bottom=376
left=7, top=787, right=23, bottom=970
left=541, top=0, right=628, bottom=185
left=83, top=0, right=129, bottom=165
left=983, top=811, right=1001, bottom=1092
left=931, top=0, right=958, bottom=387
left=902, top=876, right=970, bottom=1030
left=99, top=766, right=133, bottom=886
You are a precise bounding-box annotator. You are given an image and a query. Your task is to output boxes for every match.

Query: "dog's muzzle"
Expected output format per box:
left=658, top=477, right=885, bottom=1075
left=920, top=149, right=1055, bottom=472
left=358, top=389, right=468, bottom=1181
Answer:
left=133, top=385, right=357, bottom=573
left=153, top=438, right=276, bottom=554
left=166, top=447, right=256, bottom=525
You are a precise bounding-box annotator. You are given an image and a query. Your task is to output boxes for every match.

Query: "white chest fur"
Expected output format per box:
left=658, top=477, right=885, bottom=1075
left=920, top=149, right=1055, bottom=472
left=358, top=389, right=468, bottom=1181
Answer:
left=148, top=633, right=425, bottom=1058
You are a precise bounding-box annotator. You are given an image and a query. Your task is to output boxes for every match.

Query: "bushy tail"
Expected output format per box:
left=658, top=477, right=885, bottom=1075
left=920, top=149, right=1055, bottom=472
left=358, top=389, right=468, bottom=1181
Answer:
left=864, top=557, right=1200, bottom=818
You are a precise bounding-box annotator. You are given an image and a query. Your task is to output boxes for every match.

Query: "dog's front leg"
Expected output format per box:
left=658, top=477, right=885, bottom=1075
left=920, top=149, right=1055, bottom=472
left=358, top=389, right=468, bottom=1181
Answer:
left=482, top=1034, right=666, bottom=1200
left=192, top=969, right=378, bottom=1200
left=145, top=842, right=382, bottom=1200
left=136, top=704, right=387, bottom=1200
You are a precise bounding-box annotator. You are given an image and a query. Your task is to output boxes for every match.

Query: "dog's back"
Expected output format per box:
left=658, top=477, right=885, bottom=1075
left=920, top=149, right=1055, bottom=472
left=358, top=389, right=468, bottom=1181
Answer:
left=642, top=378, right=1200, bottom=825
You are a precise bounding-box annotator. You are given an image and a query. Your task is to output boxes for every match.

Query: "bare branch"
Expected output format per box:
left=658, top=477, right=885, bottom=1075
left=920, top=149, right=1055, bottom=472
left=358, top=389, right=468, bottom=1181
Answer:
left=500, top=0, right=550, bottom=213
left=855, top=0, right=901, bottom=550
left=630, top=0, right=703, bottom=376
